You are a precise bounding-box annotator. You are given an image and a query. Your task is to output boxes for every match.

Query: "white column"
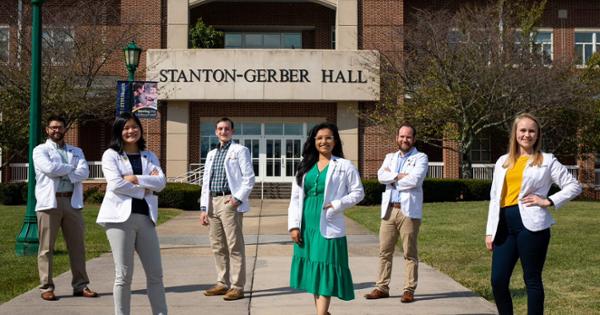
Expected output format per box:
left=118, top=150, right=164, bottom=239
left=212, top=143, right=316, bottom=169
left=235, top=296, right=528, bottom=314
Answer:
left=337, top=102, right=359, bottom=167
left=335, top=0, right=358, bottom=50
left=166, top=101, right=189, bottom=178
left=167, top=0, right=189, bottom=48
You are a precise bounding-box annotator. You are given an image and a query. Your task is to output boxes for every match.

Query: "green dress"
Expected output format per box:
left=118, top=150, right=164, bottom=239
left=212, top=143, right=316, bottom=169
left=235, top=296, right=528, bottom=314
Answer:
left=290, top=163, right=355, bottom=300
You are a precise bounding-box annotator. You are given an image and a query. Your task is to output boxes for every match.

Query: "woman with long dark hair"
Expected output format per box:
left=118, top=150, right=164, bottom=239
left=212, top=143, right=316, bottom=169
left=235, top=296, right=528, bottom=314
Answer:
left=485, top=113, right=581, bottom=315
left=288, top=122, right=364, bottom=315
left=97, top=112, right=167, bottom=315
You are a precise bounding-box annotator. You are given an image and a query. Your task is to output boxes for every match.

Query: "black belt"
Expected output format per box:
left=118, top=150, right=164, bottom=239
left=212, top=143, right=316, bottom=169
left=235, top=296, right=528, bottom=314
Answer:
left=56, top=192, right=73, bottom=198
left=390, top=202, right=401, bottom=209
left=210, top=191, right=231, bottom=197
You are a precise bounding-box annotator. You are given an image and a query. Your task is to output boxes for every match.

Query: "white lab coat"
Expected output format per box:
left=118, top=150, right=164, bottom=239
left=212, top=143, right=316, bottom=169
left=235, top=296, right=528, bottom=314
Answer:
left=97, top=149, right=166, bottom=224
left=486, top=153, right=582, bottom=240
left=288, top=156, right=365, bottom=239
left=33, top=139, right=89, bottom=211
left=200, top=143, right=255, bottom=213
left=378, top=149, right=429, bottom=219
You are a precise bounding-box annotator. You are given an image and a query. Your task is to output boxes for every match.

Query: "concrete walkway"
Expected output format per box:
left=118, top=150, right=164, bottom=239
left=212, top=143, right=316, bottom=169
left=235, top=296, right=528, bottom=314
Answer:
left=0, top=200, right=497, bottom=315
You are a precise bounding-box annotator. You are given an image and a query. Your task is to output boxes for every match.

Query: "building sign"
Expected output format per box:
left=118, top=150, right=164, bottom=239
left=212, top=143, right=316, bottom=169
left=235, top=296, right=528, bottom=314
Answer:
left=146, top=49, right=380, bottom=101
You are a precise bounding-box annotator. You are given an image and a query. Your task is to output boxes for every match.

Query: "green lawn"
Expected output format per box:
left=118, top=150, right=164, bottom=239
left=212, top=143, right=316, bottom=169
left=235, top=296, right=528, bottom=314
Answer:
left=346, top=201, right=600, bottom=314
left=0, top=204, right=181, bottom=304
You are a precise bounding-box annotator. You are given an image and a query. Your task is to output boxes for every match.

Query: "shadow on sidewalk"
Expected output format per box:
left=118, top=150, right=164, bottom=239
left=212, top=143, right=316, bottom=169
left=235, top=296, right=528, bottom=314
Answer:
left=400, top=290, right=481, bottom=301
left=250, top=282, right=375, bottom=298
left=132, top=284, right=212, bottom=295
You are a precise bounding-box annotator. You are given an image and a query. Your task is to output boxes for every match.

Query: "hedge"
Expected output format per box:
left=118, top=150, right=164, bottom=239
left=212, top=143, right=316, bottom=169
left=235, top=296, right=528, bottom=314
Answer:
left=82, top=182, right=201, bottom=210
left=359, top=178, right=493, bottom=205
left=0, top=182, right=28, bottom=205
left=157, top=183, right=201, bottom=210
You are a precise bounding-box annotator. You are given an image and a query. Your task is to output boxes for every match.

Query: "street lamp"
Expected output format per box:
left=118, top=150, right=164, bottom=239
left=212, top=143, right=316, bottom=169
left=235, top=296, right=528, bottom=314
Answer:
left=123, top=41, right=141, bottom=113
left=123, top=40, right=141, bottom=82
left=16, top=0, right=45, bottom=256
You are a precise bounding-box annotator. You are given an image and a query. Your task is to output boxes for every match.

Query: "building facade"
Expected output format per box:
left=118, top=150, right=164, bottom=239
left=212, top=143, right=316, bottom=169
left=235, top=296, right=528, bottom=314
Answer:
left=1, top=0, right=599, bottom=197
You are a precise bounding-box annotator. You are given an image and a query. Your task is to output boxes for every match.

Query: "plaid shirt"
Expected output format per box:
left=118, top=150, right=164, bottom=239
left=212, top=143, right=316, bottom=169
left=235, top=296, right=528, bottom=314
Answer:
left=209, top=140, right=232, bottom=193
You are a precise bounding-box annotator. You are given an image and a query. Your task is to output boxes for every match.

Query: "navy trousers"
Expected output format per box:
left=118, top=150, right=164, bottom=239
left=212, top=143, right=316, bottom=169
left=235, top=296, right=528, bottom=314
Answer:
left=491, top=205, right=551, bottom=315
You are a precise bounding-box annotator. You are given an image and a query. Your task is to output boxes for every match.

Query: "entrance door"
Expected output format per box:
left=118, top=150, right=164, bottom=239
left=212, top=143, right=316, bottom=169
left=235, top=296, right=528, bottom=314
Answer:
left=264, top=137, right=303, bottom=182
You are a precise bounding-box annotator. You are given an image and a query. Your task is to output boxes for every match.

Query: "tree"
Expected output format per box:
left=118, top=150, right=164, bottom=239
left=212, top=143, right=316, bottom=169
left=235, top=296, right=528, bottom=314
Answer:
left=365, top=2, right=596, bottom=178
left=189, top=18, right=224, bottom=48
left=0, top=0, right=140, bottom=166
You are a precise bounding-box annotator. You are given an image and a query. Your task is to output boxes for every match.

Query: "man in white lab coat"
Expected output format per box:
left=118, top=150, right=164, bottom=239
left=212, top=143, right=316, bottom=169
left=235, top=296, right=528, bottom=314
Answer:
left=199, top=117, right=255, bottom=301
left=33, top=114, right=97, bottom=301
left=365, top=123, right=429, bottom=303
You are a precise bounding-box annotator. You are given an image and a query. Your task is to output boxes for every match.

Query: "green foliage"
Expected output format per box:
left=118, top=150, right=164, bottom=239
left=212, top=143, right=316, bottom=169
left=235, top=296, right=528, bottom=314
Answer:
left=359, top=179, right=492, bottom=205
left=189, top=18, right=224, bottom=48
left=0, top=183, right=28, bottom=205
left=83, top=186, right=105, bottom=204
left=157, top=183, right=201, bottom=210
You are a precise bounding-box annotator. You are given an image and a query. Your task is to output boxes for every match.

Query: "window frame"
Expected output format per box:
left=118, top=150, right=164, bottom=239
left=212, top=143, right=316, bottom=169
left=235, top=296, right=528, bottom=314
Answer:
left=574, top=28, right=600, bottom=67
left=0, top=25, right=9, bottom=64
left=224, top=31, right=302, bottom=49
left=42, top=26, right=75, bottom=65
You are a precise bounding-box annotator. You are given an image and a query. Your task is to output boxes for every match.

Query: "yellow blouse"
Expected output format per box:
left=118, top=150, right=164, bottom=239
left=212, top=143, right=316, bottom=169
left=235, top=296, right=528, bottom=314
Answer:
left=501, top=156, right=529, bottom=207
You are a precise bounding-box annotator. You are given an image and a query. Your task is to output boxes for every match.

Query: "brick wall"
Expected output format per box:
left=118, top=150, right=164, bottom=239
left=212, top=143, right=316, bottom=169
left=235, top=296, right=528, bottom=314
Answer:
left=188, top=102, right=337, bottom=163
left=191, top=2, right=335, bottom=49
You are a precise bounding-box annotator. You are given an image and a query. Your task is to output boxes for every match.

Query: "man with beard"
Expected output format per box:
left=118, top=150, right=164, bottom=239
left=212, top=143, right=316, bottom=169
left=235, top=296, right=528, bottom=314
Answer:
left=364, top=122, right=429, bottom=303
left=33, top=114, right=97, bottom=301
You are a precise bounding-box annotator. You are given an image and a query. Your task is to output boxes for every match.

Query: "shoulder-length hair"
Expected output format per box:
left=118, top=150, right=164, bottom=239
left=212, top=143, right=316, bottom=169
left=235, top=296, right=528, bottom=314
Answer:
left=295, top=122, right=344, bottom=185
left=108, top=112, right=146, bottom=153
left=503, top=113, right=543, bottom=169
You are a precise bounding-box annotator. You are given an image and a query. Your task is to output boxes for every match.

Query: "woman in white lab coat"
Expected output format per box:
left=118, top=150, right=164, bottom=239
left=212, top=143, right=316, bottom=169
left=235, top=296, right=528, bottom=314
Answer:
left=288, top=122, right=364, bottom=315
left=97, top=112, right=167, bottom=315
left=485, top=113, right=581, bottom=315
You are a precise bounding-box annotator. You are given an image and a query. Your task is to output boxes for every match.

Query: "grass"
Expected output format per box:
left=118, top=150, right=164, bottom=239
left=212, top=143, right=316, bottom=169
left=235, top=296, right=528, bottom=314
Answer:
left=346, top=201, right=600, bottom=314
left=0, top=204, right=181, bottom=304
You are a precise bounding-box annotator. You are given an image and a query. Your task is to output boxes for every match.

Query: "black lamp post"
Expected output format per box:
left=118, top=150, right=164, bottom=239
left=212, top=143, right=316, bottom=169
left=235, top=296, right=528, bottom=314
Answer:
left=123, top=41, right=141, bottom=113
left=124, top=40, right=141, bottom=82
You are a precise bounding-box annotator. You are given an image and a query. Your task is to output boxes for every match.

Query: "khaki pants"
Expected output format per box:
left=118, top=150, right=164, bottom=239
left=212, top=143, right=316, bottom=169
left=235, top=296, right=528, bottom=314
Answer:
left=37, top=196, right=89, bottom=292
left=375, top=206, right=421, bottom=294
left=208, top=195, right=246, bottom=290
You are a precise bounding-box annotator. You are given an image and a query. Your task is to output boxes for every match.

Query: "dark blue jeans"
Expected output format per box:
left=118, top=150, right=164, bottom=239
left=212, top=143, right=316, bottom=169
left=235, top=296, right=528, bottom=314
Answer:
left=491, top=205, right=551, bottom=315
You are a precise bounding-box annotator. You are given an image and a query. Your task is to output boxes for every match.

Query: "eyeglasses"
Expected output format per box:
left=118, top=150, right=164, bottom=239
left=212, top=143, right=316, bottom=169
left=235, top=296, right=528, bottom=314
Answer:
left=47, top=126, right=64, bottom=130
left=314, top=136, right=335, bottom=142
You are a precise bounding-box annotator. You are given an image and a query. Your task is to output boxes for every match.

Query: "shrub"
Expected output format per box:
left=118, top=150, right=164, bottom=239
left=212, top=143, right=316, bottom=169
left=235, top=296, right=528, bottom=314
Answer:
left=359, top=178, right=493, bottom=205
left=359, top=180, right=385, bottom=205
left=158, top=183, right=201, bottom=210
left=0, top=182, right=28, bottom=205
left=84, top=186, right=105, bottom=204
left=461, top=179, right=492, bottom=201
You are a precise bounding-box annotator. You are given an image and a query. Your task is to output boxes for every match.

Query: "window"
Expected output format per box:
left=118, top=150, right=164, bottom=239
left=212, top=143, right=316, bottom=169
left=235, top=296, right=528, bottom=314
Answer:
left=575, top=32, right=600, bottom=66
left=224, top=32, right=302, bottom=49
left=331, top=26, right=336, bottom=49
left=470, top=136, right=491, bottom=163
left=0, top=26, right=8, bottom=63
left=42, top=27, right=74, bottom=64
left=514, top=30, right=553, bottom=65
left=533, top=31, right=553, bottom=65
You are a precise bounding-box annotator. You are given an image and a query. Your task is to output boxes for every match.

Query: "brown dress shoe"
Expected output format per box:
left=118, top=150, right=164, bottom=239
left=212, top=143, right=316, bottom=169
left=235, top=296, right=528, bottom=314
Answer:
left=41, top=291, right=58, bottom=301
left=364, top=288, right=389, bottom=299
left=400, top=291, right=415, bottom=303
left=204, top=284, right=229, bottom=296
left=73, top=287, right=98, bottom=298
left=223, top=288, right=245, bottom=301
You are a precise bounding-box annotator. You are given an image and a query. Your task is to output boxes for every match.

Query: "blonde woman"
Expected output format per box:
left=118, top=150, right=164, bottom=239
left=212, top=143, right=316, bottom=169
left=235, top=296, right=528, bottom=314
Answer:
left=485, top=113, right=582, bottom=315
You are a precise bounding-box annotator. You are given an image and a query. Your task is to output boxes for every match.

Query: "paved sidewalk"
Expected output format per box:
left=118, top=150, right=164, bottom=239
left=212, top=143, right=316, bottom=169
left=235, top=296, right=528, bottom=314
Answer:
left=0, top=200, right=497, bottom=315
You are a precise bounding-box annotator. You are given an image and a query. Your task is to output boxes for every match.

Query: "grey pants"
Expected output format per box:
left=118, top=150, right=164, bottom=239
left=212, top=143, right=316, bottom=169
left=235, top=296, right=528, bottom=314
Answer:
left=105, top=214, right=167, bottom=315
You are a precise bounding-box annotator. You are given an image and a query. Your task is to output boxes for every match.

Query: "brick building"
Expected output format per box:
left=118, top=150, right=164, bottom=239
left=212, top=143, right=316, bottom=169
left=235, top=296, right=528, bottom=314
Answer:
left=1, top=0, right=599, bottom=197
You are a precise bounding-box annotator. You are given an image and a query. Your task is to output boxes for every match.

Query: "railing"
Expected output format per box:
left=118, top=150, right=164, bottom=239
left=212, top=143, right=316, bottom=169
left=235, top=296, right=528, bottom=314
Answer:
left=427, top=162, right=444, bottom=178
left=168, top=163, right=204, bottom=184
left=471, top=163, right=495, bottom=180
left=88, top=161, right=104, bottom=179
left=565, top=165, right=579, bottom=179
left=9, top=163, right=28, bottom=182
left=9, top=162, right=105, bottom=182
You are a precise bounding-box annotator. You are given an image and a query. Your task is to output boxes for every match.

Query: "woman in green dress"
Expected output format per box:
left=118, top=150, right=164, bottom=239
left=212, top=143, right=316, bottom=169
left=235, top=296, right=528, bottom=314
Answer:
left=288, top=122, right=364, bottom=315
